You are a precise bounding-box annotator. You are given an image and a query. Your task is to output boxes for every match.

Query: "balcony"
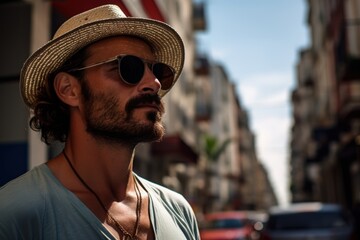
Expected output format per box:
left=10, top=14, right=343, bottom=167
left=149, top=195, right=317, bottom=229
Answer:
left=339, top=81, right=360, bottom=121
left=195, top=102, right=212, bottom=122
left=306, top=126, right=338, bottom=163
left=194, top=56, right=210, bottom=76
left=193, top=2, right=207, bottom=31
left=335, top=22, right=360, bottom=81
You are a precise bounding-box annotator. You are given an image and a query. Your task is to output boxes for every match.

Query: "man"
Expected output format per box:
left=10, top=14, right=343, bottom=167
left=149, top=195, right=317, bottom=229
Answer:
left=0, top=4, right=200, bottom=240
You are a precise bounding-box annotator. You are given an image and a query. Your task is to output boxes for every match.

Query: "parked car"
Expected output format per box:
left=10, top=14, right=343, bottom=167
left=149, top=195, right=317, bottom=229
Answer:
left=260, top=202, right=355, bottom=240
left=200, top=211, right=266, bottom=240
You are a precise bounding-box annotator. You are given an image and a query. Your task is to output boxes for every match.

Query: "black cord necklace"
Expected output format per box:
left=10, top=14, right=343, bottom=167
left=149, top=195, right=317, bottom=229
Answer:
left=62, top=151, right=142, bottom=240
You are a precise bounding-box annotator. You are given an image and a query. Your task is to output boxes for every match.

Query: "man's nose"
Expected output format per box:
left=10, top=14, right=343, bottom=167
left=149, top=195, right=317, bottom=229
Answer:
left=137, top=66, right=161, bottom=94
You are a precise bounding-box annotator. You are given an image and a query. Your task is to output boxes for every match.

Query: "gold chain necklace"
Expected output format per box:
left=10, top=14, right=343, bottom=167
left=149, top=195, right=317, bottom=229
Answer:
left=63, top=151, right=142, bottom=240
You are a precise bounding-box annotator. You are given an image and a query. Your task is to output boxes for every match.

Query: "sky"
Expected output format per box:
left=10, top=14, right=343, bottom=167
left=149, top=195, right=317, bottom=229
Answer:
left=196, top=0, right=309, bottom=206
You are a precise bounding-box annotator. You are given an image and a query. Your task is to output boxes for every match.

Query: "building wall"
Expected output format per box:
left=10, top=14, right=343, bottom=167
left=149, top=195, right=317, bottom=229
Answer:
left=0, top=1, right=46, bottom=185
left=291, top=0, right=360, bottom=214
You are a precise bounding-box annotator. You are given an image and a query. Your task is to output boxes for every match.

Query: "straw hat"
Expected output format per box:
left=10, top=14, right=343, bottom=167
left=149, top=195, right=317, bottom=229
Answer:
left=20, top=4, right=185, bottom=108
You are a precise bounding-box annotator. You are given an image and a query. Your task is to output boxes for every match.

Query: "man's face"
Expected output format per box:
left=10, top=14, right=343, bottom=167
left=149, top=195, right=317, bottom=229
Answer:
left=78, top=36, right=166, bottom=145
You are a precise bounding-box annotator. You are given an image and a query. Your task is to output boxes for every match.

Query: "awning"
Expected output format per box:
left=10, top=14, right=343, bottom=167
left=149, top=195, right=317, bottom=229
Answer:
left=151, top=134, right=198, bottom=164
left=52, top=0, right=165, bottom=21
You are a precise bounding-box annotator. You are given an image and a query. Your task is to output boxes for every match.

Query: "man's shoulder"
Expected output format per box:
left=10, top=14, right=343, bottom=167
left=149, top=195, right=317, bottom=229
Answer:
left=136, top=175, right=201, bottom=239
left=1, top=164, right=47, bottom=191
left=0, top=165, right=48, bottom=213
left=0, top=165, right=58, bottom=239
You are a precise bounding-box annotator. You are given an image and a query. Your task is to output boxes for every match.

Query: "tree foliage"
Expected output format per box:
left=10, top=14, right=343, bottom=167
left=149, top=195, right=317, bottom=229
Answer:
left=203, top=134, right=232, bottom=163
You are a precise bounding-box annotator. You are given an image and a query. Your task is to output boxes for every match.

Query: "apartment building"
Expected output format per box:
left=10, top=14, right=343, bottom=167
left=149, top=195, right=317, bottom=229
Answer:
left=290, top=0, right=360, bottom=212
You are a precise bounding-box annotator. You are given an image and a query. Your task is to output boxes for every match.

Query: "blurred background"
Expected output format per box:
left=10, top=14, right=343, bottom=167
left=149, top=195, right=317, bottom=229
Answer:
left=0, top=0, right=359, bottom=237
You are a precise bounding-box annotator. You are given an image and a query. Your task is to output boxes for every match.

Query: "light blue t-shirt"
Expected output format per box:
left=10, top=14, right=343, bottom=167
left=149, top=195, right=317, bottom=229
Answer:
left=0, top=164, right=200, bottom=240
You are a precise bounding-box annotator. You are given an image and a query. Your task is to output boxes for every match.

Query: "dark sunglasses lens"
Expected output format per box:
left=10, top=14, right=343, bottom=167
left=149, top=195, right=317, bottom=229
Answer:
left=153, top=63, right=174, bottom=90
left=119, top=55, right=144, bottom=84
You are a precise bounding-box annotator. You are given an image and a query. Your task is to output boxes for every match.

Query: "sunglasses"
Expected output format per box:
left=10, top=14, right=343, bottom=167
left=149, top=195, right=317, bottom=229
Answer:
left=69, top=54, right=175, bottom=90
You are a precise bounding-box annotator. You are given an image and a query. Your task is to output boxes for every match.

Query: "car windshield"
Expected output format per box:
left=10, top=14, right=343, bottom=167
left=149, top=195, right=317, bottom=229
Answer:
left=268, top=211, right=350, bottom=230
left=203, top=218, right=247, bottom=230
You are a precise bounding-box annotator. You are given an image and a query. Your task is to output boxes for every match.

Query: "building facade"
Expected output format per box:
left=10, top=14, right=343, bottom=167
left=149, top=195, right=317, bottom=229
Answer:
left=290, top=0, right=360, bottom=214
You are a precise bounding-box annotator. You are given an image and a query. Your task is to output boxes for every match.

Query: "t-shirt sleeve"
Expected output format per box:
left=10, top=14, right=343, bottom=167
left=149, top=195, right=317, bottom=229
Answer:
left=169, top=193, right=201, bottom=240
left=139, top=177, right=201, bottom=240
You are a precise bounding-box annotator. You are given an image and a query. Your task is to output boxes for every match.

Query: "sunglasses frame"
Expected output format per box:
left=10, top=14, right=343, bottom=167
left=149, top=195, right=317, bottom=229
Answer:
left=68, top=54, right=175, bottom=90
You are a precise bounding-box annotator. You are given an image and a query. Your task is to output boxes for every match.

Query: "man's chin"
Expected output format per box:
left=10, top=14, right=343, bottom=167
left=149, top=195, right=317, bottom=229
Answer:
left=141, top=123, right=165, bottom=142
left=87, top=124, right=164, bottom=145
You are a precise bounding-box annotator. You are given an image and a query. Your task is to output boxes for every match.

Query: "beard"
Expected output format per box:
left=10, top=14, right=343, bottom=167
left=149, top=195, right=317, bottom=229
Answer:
left=81, top=82, right=165, bottom=145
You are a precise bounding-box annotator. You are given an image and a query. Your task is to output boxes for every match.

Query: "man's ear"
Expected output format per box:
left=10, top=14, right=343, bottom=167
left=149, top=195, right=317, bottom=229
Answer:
left=53, top=72, right=81, bottom=107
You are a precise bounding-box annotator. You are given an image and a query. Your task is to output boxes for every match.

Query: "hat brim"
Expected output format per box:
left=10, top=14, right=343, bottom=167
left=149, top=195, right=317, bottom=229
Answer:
left=20, top=17, right=185, bottom=108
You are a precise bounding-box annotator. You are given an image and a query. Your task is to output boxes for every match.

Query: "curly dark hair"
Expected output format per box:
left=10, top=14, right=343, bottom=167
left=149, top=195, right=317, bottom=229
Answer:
left=29, top=48, right=88, bottom=144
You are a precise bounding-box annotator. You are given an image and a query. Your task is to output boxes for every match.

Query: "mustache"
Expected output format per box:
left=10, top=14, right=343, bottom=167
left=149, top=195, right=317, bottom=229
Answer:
left=125, top=94, right=164, bottom=113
